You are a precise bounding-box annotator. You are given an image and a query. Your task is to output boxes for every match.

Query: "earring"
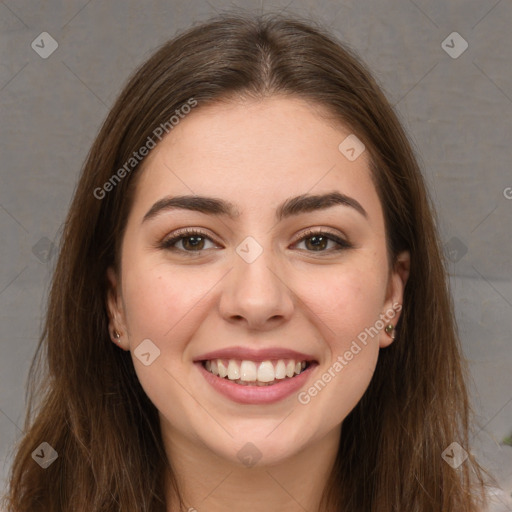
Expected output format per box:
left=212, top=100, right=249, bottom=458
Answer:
left=384, top=324, right=396, bottom=340
left=113, top=330, right=122, bottom=343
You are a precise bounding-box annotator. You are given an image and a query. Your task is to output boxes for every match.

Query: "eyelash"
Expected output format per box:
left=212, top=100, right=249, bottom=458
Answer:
left=158, top=227, right=352, bottom=255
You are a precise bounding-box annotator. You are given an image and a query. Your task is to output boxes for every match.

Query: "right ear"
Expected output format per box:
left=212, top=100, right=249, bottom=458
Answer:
left=106, top=266, right=128, bottom=350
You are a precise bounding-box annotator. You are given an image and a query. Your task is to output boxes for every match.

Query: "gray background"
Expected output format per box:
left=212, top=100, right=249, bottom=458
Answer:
left=0, top=0, right=511, bottom=509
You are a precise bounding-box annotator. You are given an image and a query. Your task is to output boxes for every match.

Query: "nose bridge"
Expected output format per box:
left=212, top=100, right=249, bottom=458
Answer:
left=218, top=234, right=294, bottom=327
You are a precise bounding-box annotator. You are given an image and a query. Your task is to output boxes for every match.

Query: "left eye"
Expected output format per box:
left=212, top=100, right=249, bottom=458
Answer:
left=159, top=229, right=350, bottom=253
left=294, top=232, right=349, bottom=252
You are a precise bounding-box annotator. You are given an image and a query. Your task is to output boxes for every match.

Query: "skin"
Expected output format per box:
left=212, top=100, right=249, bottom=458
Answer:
left=106, top=96, right=410, bottom=512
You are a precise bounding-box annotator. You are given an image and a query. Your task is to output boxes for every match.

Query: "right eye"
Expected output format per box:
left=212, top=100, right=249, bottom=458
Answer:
left=159, top=228, right=220, bottom=253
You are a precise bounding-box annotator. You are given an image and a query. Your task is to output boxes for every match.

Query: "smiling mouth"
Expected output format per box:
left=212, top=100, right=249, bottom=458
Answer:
left=202, top=358, right=311, bottom=386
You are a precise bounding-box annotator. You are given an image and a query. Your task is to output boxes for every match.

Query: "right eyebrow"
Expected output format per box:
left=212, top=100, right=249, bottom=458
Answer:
left=142, top=195, right=240, bottom=224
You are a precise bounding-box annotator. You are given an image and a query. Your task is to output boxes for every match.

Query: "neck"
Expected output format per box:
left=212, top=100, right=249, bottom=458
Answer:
left=162, top=423, right=341, bottom=512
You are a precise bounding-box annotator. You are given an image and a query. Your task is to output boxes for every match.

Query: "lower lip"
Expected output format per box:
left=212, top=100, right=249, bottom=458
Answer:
left=196, top=362, right=317, bottom=405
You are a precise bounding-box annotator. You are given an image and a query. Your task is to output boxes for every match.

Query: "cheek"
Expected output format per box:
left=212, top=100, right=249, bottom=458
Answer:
left=303, top=345, right=379, bottom=432
left=301, top=263, right=387, bottom=353
left=292, top=260, right=387, bottom=425
left=119, top=260, right=223, bottom=405
left=121, top=260, right=214, bottom=344
left=120, top=263, right=210, bottom=431
left=295, top=269, right=383, bottom=426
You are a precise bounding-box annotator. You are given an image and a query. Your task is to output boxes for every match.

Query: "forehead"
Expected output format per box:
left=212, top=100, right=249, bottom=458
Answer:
left=130, top=96, right=380, bottom=222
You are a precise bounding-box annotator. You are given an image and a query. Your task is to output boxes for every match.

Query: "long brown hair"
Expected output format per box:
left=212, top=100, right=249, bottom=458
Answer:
left=3, top=12, right=489, bottom=511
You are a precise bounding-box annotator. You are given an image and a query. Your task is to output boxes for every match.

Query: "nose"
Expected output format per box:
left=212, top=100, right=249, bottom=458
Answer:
left=218, top=244, right=295, bottom=331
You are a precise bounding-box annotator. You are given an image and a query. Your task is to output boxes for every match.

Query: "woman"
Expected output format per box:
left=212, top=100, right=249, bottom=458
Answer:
left=3, top=12, right=490, bottom=512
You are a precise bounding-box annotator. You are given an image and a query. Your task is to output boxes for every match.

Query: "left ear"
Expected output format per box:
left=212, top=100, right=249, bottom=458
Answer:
left=380, top=250, right=410, bottom=348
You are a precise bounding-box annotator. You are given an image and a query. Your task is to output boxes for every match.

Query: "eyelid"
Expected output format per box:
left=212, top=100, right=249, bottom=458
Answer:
left=292, top=227, right=349, bottom=245
left=159, top=227, right=221, bottom=251
left=291, top=229, right=352, bottom=253
left=159, top=226, right=352, bottom=254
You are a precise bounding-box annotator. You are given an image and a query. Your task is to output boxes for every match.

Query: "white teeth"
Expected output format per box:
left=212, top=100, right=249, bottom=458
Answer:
left=218, top=360, right=228, bottom=378
left=275, top=360, right=286, bottom=379
left=227, top=360, right=240, bottom=380
left=257, top=361, right=275, bottom=383
left=240, top=360, right=257, bottom=382
left=204, top=358, right=309, bottom=384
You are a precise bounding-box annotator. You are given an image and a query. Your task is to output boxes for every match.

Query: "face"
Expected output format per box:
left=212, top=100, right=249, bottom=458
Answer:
left=106, top=96, right=409, bottom=467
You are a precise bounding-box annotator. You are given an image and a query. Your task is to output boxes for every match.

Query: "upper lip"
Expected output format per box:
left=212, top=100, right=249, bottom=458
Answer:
left=194, top=346, right=316, bottom=363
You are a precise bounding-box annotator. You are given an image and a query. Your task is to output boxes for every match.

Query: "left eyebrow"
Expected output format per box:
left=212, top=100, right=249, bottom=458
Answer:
left=276, top=191, right=368, bottom=221
left=141, top=191, right=368, bottom=225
